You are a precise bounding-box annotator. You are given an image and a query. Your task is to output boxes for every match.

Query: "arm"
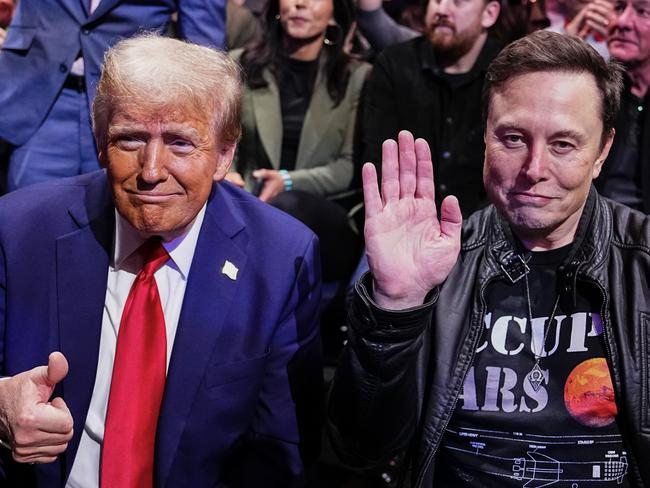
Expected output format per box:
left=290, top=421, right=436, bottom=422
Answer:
left=222, top=236, right=323, bottom=486
left=0, top=237, right=73, bottom=470
left=356, top=6, right=419, bottom=52
left=327, top=131, right=462, bottom=466
left=177, top=0, right=227, bottom=48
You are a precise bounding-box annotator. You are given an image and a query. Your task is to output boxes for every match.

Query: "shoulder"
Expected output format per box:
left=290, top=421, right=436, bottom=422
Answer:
left=605, top=197, right=650, bottom=252
left=0, top=171, right=107, bottom=222
left=374, top=36, right=423, bottom=68
left=208, top=182, right=317, bottom=254
left=229, top=47, right=244, bottom=62
left=460, top=205, right=495, bottom=251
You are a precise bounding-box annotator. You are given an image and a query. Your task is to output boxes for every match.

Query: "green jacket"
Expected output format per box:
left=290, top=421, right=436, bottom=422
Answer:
left=230, top=48, right=371, bottom=196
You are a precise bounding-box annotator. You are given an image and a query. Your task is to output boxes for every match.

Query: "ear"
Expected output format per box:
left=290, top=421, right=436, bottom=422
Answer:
left=97, top=148, right=108, bottom=169
left=213, top=142, right=237, bottom=182
left=592, top=129, right=615, bottom=179
left=481, top=0, right=501, bottom=29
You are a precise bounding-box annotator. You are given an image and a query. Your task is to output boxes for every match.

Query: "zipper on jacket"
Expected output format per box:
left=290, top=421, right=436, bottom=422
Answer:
left=413, top=276, right=497, bottom=488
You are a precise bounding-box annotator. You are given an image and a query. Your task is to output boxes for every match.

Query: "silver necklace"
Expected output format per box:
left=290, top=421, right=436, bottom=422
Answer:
left=522, top=262, right=561, bottom=392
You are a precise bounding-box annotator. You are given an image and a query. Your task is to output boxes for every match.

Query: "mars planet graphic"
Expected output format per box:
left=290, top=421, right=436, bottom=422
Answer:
left=564, top=358, right=617, bottom=428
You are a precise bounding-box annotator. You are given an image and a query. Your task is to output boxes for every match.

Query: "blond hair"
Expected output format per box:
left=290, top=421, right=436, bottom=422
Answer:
left=93, top=33, right=242, bottom=150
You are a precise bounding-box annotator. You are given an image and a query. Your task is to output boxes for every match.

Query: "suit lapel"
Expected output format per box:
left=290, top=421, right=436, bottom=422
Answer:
left=56, top=177, right=114, bottom=480
left=86, top=0, right=121, bottom=23
left=57, top=0, right=87, bottom=24
left=252, top=72, right=283, bottom=167
left=295, top=63, right=335, bottom=166
left=156, top=184, right=248, bottom=485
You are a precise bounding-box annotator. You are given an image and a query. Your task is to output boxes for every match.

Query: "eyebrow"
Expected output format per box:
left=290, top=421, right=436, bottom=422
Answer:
left=107, top=123, right=202, bottom=141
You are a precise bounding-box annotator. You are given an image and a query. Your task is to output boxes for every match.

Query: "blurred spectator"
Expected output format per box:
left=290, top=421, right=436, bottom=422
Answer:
left=361, top=0, right=501, bottom=217
left=493, top=0, right=550, bottom=43
left=0, top=1, right=226, bottom=193
left=229, top=0, right=371, bottom=281
left=546, top=0, right=612, bottom=57
left=596, top=0, right=650, bottom=211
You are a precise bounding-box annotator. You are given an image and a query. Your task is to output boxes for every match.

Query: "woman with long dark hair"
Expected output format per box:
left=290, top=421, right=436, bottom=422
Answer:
left=229, top=0, right=370, bottom=281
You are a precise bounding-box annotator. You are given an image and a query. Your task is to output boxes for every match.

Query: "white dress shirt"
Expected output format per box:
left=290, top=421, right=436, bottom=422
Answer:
left=66, top=205, right=207, bottom=488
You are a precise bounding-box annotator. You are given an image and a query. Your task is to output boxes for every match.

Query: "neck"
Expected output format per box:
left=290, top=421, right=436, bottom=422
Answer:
left=626, top=64, right=650, bottom=98
left=442, top=32, right=487, bottom=74
left=283, top=34, right=325, bottom=61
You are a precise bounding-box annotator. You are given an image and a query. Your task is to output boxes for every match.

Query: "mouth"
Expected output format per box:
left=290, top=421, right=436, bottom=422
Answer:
left=509, top=191, right=554, bottom=206
left=128, top=191, right=180, bottom=203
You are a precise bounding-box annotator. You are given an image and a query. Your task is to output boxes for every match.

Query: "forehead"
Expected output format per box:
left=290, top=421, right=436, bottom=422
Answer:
left=108, top=99, right=214, bottom=133
left=488, top=71, right=603, bottom=135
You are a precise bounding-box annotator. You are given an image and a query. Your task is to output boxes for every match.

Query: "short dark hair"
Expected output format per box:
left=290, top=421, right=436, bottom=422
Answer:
left=483, top=30, right=624, bottom=148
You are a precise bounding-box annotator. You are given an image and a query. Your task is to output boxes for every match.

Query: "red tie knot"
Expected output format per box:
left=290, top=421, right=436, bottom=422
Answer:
left=138, top=238, right=169, bottom=277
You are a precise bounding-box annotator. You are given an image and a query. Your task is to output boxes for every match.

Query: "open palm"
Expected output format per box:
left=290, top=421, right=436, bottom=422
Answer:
left=363, top=131, right=463, bottom=309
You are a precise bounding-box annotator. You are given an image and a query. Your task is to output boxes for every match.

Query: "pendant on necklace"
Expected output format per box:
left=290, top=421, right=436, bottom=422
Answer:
left=527, top=363, right=545, bottom=392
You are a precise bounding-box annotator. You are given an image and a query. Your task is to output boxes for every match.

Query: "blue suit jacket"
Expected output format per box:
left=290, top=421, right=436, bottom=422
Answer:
left=0, top=0, right=226, bottom=146
left=0, top=171, right=323, bottom=487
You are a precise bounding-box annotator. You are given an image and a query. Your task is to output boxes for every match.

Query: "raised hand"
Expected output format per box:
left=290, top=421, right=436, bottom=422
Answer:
left=363, top=131, right=462, bottom=310
left=0, top=352, right=74, bottom=464
left=566, top=0, right=614, bottom=38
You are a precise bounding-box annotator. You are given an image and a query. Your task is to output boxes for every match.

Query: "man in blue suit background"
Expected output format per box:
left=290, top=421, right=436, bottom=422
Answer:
left=0, top=0, right=226, bottom=191
left=0, top=34, right=323, bottom=487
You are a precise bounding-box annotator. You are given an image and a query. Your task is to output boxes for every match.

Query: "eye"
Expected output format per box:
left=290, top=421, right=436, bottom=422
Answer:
left=501, top=133, right=526, bottom=148
left=169, top=138, right=195, bottom=153
left=614, top=1, right=627, bottom=12
left=551, top=140, right=575, bottom=154
left=635, top=4, right=650, bottom=17
left=114, top=135, right=143, bottom=150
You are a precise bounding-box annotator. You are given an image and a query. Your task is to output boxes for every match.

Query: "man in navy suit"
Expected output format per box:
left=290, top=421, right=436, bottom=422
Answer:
left=0, top=0, right=226, bottom=192
left=0, top=34, right=323, bottom=487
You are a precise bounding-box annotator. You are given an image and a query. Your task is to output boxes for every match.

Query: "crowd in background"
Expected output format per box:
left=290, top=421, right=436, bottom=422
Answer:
left=0, top=0, right=648, bottom=485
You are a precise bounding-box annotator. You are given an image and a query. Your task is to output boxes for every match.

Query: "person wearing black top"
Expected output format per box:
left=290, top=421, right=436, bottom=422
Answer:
left=328, top=31, right=650, bottom=487
left=229, top=0, right=370, bottom=281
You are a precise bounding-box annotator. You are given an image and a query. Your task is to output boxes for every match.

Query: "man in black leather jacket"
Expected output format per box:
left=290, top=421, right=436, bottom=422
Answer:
left=328, top=31, right=650, bottom=487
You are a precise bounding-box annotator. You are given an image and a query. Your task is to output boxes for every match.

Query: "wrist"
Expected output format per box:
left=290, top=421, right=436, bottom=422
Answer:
left=279, top=170, right=293, bottom=192
left=372, top=280, right=428, bottom=310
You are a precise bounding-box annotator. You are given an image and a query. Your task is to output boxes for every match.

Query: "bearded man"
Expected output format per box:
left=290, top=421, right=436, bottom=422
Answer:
left=360, top=0, right=500, bottom=216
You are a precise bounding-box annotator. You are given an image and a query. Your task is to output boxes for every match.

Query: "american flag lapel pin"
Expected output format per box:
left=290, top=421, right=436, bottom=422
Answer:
left=222, top=260, right=239, bottom=281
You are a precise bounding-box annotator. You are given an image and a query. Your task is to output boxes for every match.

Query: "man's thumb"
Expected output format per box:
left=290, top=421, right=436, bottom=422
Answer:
left=45, top=352, right=68, bottom=386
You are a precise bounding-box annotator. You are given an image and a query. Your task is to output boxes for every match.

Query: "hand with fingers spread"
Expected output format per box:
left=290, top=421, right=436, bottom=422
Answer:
left=566, top=0, right=614, bottom=39
left=0, top=352, right=73, bottom=464
left=363, top=131, right=463, bottom=310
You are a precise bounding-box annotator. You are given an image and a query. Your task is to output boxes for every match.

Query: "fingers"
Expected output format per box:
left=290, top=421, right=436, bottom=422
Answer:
left=362, top=162, right=382, bottom=219
left=10, top=397, right=73, bottom=464
left=414, top=138, right=435, bottom=202
left=439, top=195, right=463, bottom=241
left=381, top=139, right=400, bottom=204
left=398, top=131, right=417, bottom=198
left=46, top=352, right=68, bottom=386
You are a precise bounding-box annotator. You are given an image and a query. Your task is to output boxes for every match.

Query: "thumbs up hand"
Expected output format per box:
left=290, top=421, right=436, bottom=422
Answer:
left=0, top=352, right=74, bottom=464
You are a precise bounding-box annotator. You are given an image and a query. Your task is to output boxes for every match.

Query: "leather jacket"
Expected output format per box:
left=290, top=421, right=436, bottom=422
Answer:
left=327, top=188, right=650, bottom=487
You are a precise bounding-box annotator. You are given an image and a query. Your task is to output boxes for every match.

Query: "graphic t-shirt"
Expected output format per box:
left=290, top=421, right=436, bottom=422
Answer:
left=433, top=245, right=630, bottom=487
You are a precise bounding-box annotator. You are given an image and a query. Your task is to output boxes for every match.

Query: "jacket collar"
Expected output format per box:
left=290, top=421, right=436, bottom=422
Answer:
left=479, top=187, right=609, bottom=290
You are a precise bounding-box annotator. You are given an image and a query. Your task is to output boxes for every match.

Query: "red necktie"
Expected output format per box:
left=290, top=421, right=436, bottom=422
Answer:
left=101, top=239, right=169, bottom=488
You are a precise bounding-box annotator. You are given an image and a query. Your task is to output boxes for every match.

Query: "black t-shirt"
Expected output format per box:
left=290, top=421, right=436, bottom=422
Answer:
left=433, top=244, right=630, bottom=487
left=277, top=55, right=319, bottom=171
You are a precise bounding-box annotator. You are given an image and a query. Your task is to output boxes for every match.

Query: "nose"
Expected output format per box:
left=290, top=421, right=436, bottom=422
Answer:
left=522, top=144, right=549, bottom=183
left=140, top=139, right=169, bottom=185
left=435, top=0, right=452, bottom=15
left=614, top=2, right=635, bottom=28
